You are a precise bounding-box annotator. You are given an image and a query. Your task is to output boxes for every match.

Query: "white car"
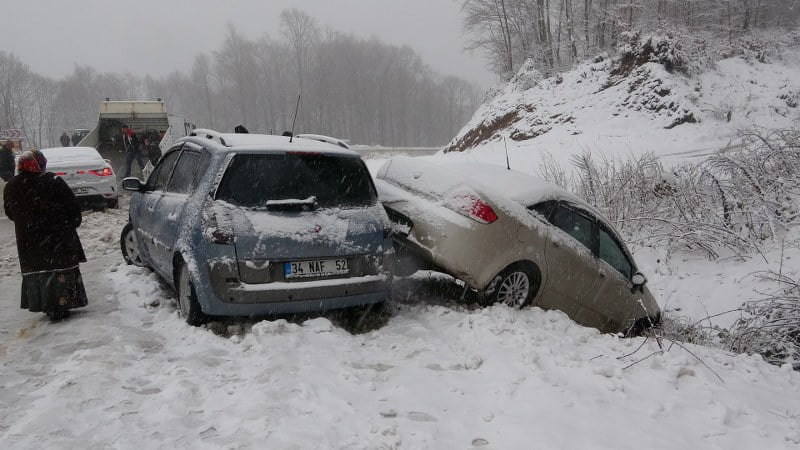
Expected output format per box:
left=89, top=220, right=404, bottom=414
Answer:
left=40, top=146, right=118, bottom=208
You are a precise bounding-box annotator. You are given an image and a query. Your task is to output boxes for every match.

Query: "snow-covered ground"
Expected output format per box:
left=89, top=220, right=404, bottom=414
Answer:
left=1, top=176, right=799, bottom=448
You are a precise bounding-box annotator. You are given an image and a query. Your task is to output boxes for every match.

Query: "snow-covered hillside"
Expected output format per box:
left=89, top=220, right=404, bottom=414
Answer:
left=444, top=32, right=800, bottom=169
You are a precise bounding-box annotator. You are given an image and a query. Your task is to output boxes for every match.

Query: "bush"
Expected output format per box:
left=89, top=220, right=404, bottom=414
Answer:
left=728, top=269, right=800, bottom=368
left=539, top=128, right=800, bottom=260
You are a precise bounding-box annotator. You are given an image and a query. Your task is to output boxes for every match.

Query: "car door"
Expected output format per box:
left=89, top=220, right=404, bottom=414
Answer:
left=150, top=143, right=211, bottom=278
left=591, top=223, right=645, bottom=332
left=532, top=202, right=605, bottom=325
left=134, top=147, right=182, bottom=276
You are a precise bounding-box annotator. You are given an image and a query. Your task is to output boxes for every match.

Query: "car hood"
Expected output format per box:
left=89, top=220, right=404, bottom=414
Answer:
left=229, top=204, right=387, bottom=260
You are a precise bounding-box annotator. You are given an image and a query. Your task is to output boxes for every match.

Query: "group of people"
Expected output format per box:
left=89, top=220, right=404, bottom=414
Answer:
left=121, top=125, right=162, bottom=178
left=3, top=149, right=88, bottom=321
left=59, top=131, right=82, bottom=147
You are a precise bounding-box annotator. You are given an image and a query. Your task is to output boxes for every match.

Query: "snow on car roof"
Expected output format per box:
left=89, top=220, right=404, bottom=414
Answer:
left=378, top=155, right=584, bottom=207
left=39, top=146, right=103, bottom=163
left=445, top=162, right=588, bottom=206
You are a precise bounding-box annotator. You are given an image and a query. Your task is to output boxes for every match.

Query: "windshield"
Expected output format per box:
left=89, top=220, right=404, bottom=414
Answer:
left=215, top=153, right=378, bottom=208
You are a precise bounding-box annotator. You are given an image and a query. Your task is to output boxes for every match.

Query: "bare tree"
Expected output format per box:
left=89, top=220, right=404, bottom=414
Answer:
left=280, top=8, right=320, bottom=94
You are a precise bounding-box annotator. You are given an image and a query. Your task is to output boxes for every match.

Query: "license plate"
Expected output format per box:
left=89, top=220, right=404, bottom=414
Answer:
left=72, top=187, right=89, bottom=195
left=284, top=258, right=349, bottom=279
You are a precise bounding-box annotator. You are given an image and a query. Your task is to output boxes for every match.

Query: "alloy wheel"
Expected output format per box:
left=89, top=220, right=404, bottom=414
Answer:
left=123, top=227, right=143, bottom=266
left=496, top=271, right=530, bottom=307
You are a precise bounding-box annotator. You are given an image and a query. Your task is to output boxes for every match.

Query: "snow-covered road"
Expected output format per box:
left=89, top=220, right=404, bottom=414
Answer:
left=1, top=204, right=799, bottom=449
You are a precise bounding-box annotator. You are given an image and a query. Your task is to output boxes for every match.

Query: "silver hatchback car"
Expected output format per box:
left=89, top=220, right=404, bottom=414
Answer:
left=121, top=130, right=393, bottom=325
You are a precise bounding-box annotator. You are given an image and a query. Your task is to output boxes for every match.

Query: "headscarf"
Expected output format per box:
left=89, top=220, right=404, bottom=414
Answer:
left=31, top=150, right=47, bottom=171
left=17, top=151, right=42, bottom=173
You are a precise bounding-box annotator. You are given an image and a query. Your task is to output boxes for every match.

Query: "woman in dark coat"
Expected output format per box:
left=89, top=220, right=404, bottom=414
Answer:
left=3, top=151, right=88, bottom=321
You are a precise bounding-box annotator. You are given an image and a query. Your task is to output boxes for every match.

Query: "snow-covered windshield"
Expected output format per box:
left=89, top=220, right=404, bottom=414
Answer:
left=215, top=153, right=377, bottom=208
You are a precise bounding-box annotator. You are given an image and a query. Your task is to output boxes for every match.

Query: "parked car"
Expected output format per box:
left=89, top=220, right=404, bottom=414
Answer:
left=40, top=146, right=118, bottom=208
left=375, top=156, right=660, bottom=334
left=120, top=129, right=392, bottom=325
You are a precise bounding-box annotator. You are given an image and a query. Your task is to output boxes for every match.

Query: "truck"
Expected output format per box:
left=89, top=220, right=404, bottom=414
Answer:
left=78, top=100, right=177, bottom=176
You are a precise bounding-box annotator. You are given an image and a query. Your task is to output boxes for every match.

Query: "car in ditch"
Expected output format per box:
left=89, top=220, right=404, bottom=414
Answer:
left=375, top=156, right=660, bottom=334
left=40, top=146, right=118, bottom=208
left=120, top=129, right=393, bottom=325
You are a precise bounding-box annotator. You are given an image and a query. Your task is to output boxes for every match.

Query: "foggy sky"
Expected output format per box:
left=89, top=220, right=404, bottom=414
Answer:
left=5, top=0, right=495, bottom=88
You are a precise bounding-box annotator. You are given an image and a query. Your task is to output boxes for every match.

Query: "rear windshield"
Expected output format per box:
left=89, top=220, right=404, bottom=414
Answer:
left=215, top=153, right=378, bottom=208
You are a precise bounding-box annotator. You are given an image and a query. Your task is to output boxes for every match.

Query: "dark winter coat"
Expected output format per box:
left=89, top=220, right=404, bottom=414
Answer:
left=60, top=133, right=70, bottom=147
left=0, top=147, right=14, bottom=181
left=3, top=172, right=86, bottom=274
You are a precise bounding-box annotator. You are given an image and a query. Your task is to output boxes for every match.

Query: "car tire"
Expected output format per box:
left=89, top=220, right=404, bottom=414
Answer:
left=120, top=222, right=145, bottom=267
left=176, top=260, right=208, bottom=327
left=483, top=263, right=541, bottom=308
left=107, top=198, right=119, bottom=209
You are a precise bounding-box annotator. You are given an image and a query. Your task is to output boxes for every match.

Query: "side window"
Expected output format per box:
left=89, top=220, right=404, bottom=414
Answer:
left=550, top=204, right=594, bottom=251
left=599, top=227, right=633, bottom=279
left=147, top=150, right=181, bottom=192
left=167, top=151, right=211, bottom=194
left=529, top=200, right=557, bottom=221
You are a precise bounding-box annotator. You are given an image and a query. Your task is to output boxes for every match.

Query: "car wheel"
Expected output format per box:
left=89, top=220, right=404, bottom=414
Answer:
left=176, top=260, right=208, bottom=326
left=107, top=198, right=119, bottom=209
left=485, top=264, right=540, bottom=308
left=120, top=222, right=145, bottom=266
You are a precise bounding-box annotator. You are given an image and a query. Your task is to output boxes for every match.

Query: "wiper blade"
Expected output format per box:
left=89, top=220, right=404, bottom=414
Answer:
left=262, top=196, right=318, bottom=211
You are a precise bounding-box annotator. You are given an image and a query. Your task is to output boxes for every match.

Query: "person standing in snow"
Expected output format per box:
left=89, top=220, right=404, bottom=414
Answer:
left=59, top=132, right=70, bottom=147
left=122, top=125, right=145, bottom=178
left=3, top=150, right=88, bottom=321
left=0, top=141, right=15, bottom=182
left=0, top=141, right=15, bottom=204
left=71, top=132, right=81, bottom=146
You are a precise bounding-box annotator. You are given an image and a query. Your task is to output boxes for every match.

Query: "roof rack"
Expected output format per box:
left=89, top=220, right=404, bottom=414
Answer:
left=189, top=128, right=229, bottom=146
left=295, top=134, right=350, bottom=149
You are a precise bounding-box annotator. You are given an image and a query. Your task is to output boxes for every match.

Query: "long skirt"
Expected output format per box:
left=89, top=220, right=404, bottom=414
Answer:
left=20, top=266, right=88, bottom=313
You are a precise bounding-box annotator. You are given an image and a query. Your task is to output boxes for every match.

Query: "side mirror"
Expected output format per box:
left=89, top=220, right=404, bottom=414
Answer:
left=122, top=177, right=144, bottom=192
left=631, top=272, right=647, bottom=286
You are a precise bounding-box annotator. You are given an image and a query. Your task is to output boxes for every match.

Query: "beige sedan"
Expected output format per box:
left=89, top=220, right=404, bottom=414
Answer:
left=375, top=156, right=660, bottom=334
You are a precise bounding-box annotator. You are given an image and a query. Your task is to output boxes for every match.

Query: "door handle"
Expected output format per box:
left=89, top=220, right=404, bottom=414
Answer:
left=599, top=269, right=607, bottom=278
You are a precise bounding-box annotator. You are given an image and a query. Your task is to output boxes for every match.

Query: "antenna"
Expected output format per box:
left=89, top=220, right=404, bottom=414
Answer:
left=289, top=94, right=301, bottom=143
left=503, top=137, right=511, bottom=170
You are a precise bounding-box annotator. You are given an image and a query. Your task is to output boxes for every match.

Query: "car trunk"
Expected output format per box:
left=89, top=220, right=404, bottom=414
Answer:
left=41, top=149, right=114, bottom=189
left=232, top=207, right=383, bottom=260
left=212, top=151, right=383, bottom=284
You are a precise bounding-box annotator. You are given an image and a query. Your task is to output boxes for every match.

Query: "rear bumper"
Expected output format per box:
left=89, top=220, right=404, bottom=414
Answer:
left=219, top=274, right=389, bottom=304
left=198, top=255, right=390, bottom=316
left=200, top=275, right=390, bottom=316
left=70, top=181, right=117, bottom=199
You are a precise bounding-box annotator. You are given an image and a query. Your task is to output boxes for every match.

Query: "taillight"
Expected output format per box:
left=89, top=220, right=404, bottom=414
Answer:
left=89, top=168, right=113, bottom=177
left=54, top=171, right=66, bottom=176
left=445, top=188, right=499, bottom=224
left=202, top=200, right=235, bottom=245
